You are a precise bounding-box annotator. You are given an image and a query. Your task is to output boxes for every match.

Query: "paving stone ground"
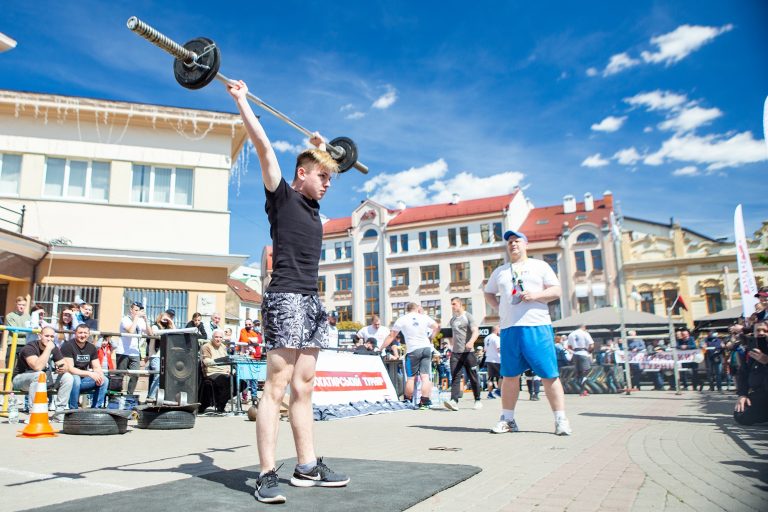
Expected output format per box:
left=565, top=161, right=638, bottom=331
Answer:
left=1, top=389, right=766, bottom=511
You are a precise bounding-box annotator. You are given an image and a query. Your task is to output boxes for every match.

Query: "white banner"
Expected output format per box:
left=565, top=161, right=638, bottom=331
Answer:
left=614, top=349, right=703, bottom=369
left=312, top=351, right=398, bottom=406
left=734, top=204, right=758, bottom=318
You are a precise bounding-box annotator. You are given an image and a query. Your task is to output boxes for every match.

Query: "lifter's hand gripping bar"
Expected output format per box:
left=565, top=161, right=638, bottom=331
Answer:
left=126, top=16, right=368, bottom=174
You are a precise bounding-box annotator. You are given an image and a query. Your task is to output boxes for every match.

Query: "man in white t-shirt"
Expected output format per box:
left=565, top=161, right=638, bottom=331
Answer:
left=380, top=303, right=439, bottom=409
left=355, top=315, right=389, bottom=348
left=484, top=229, right=572, bottom=436
left=566, top=324, right=594, bottom=396
left=484, top=325, right=502, bottom=399
left=326, top=312, right=339, bottom=349
left=116, top=301, right=153, bottom=394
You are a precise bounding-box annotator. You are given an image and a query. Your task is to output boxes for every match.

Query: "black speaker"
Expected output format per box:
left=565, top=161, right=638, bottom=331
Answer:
left=159, top=333, right=199, bottom=402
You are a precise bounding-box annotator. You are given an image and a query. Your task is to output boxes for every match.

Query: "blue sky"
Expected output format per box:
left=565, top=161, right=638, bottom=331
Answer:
left=2, top=1, right=766, bottom=263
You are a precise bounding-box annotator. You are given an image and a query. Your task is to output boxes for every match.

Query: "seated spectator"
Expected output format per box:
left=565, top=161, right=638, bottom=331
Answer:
left=5, top=296, right=30, bottom=364
left=734, top=322, right=768, bottom=425
left=12, top=326, right=74, bottom=421
left=186, top=312, right=207, bottom=343
left=76, top=302, right=98, bottom=331
left=98, top=335, right=120, bottom=392
left=62, top=324, right=108, bottom=409
left=354, top=338, right=378, bottom=355
left=200, top=329, right=235, bottom=413
left=56, top=308, right=76, bottom=348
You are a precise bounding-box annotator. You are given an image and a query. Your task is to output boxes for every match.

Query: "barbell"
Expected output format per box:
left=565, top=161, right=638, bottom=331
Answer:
left=126, top=16, right=368, bottom=174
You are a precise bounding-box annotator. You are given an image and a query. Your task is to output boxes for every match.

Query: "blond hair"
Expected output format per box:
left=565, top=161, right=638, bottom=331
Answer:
left=294, top=148, right=339, bottom=180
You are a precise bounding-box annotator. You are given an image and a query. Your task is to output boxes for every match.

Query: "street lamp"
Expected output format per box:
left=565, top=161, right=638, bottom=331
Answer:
left=0, top=32, right=17, bottom=53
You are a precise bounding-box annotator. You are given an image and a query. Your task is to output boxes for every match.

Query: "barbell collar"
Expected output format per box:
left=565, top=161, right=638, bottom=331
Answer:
left=126, top=16, right=196, bottom=64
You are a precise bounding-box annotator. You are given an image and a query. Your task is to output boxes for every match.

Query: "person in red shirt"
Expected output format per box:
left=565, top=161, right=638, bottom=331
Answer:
left=239, top=319, right=263, bottom=359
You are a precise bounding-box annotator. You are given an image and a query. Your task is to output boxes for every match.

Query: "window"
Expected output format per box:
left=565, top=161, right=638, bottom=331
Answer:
left=493, top=222, right=503, bottom=241
left=663, top=289, right=682, bottom=315
left=536, top=219, right=549, bottom=225
left=429, top=230, right=438, bottom=249
left=363, top=229, right=377, bottom=238
left=390, top=235, right=398, bottom=253
left=131, top=164, right=192, bottom=206
left=640, top=291, right=655, bottom=314
left=457, top=297, right=473, bottom=315
left=336, top=305, right=352, bottom=322
left=548, top=299, right=562, bottom=321
left=450, top=262, right=470, bottom=283
left=421, top=265, right=439, bottom=285
left=336, top=273, right=352, bottom=291
left=421, top=300, right=441, bottom=320
left=344, top=241, right=352, bottom=258
left=705, top=287, right=723, bottom=314
left=317, top=276, right=326, bottom=293
left=123, top=288, right=188, bottom=323
left=448, top=228, right=457, bottom=247
left=577, top=297, right=590, bottom=313
left=391, top=268, right=409, bottom=287
left=591, top=250, right=603, bottom=271
left=33, top=284, right=101, bottom=325
left=335, top=242, right=342, bottom=259
left=364, top=252, right=380, bottom=323
left=392, top=302, right=408, bottom=320
left=576, top=232, right=598, bottom=243
left=483, top=258, right=503, bottom=279
left=400, top=234, right=409, bottom=251
left=320, top=245, right=326, bottom=261
left=0, top=153, right=22, bottom=195
left=44, top=158, right=110, bottom=200
left=480, top=224, right=491, bottom=244
left=459, top=226, right=469, bottom=246
left=543, top=253, right=558, bottom=274
left=418, top=231, right=427, bottom=250
left=594, top=295, right=607, bottom=308
left=575, top=251, right=586, bottom=272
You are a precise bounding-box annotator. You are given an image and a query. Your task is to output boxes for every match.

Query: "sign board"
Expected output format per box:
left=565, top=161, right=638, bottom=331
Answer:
left=614, top=349, right=703, bottom=369
left=197, top=294, right=216, bottom=316
left=312, top=350, right=398, bottom=405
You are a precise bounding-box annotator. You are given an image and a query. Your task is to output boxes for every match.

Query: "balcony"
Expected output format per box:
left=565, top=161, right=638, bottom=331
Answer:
left=419, top=283, right=440, bottom=295
left=333, top=290, right=352, bottom=301
left=449, top=280, right=471, bottom=292
left=389, top=285, right=410, bottom=297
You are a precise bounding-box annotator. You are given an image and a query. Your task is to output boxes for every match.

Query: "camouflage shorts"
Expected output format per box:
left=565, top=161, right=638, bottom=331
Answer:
left=262, top=292, right=328, bottom=351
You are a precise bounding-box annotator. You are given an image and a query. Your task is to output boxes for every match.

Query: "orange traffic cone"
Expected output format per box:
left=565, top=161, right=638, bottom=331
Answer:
left=18, top=372, right=58, bottom=438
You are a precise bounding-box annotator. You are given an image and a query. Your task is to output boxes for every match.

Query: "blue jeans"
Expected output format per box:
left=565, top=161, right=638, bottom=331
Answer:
left=707, top=360, right=723, bottom=390
left=148, top=356, right=161, bottom=399
left=70, top=374, right=109, bottom=409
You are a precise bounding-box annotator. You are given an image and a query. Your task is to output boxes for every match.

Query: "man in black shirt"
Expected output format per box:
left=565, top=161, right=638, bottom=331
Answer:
left=227, top=80, right=349, bottom=505
left=61, top=324, right=108, bottom=409
left=12, top=326, right=73, bottom=421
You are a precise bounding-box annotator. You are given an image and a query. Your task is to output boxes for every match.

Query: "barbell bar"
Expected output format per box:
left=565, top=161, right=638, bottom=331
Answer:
left=126, top=16, right=368, bottom=174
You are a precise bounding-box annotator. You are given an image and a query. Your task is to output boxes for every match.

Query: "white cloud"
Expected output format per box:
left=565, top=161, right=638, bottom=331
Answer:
left=643, top=131, right=767, bottom=170
left=625, top=90, right=688, bottom=111
left=581, top=153, right=610, bottom=167
left=358, top=159, right=525, bottom=207
left=643, top=126, right=653, bottom=133
left=586, top=67, right=599, bottom=77
left=603, top=52, right=640, bottom=76
left=613, top=147, right=642, bottom=165
left=641, top=24, right=733, bottom=65
left=345, top=111, right=366, bottom=120
left=672, top=166, right=700, bottom=177
left=591, top=115, right=628, bottom=132
left=658, top=105, right=722, bottom=133
left=339, top=103, right=355, bottom=112
left=272, top=140, right=305, bottom=154
left=372, top=86, right=398, bottom=110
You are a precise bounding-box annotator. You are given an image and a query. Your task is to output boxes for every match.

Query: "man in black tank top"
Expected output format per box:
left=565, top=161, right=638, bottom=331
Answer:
left=227, top=80, right=349, bottom=505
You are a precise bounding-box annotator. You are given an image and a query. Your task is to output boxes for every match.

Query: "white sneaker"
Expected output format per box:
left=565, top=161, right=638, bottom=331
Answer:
left=555, top=417, right=572, bottom=436
left=490, top=418, right=519, bottom=434
left=473, top=400, right=483, bottom=410
left=443, top=400, right=459, bottom=411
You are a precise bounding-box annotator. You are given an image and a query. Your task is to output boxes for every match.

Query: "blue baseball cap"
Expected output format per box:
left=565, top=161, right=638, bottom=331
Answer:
left=503, top=230, right=528, bottom=242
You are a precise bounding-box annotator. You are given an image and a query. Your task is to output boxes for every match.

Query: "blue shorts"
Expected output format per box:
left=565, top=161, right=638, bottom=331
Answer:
left=500, top=325, right=559, bottom=379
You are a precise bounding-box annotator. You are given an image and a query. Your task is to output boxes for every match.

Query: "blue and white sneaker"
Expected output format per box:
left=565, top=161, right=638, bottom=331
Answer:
left=290, top=458, right=350, bottom=487
left=255, top=466, right=286, bottom=504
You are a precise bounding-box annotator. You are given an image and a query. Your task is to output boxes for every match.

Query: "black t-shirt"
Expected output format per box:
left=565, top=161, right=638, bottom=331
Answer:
left=14, top=342, right=65, bottom=376
left=61, top=340, right=98, bottom=371
left=265, top=178, right=322, bottom=294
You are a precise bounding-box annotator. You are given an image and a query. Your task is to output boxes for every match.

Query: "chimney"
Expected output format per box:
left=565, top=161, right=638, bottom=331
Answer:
left=396, top=200, right=406, bottom=211
left=584, top=192, right=594, bottom=212
left=450, top=193, right=460, bottom=205
left=563, top=194, right=576, bottom=214
left=603, top=190, right=613, bottom=210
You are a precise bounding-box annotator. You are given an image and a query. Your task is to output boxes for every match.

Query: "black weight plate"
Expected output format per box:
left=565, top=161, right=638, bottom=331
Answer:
left=329, top=136, right=358, bottom=173
left=174, top=37, right=221, bottom=90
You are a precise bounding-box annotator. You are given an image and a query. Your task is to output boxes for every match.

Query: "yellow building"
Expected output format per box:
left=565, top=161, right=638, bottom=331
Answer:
left=0, top=90, right=248, bottom=330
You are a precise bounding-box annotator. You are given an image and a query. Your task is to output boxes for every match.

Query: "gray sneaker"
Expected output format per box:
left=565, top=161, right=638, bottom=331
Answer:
left=290, top=458, right=350, bottom=487
left=490, top=418, right=519, bottom=434
left=255, top=466, right=286, bottom=504
left=443, top=399, right=459, bottom=411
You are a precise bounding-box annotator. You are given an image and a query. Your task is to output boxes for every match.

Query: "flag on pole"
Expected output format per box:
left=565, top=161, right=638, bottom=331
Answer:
left=669, top=294, right=688, bottom=313
left=734, top=204, right=758, bottom=318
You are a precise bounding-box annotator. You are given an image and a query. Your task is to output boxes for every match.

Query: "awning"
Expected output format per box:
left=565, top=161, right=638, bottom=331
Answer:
left=592, top=283, right=606, bottom=297
left=574, top=284, right=589, bottom=298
